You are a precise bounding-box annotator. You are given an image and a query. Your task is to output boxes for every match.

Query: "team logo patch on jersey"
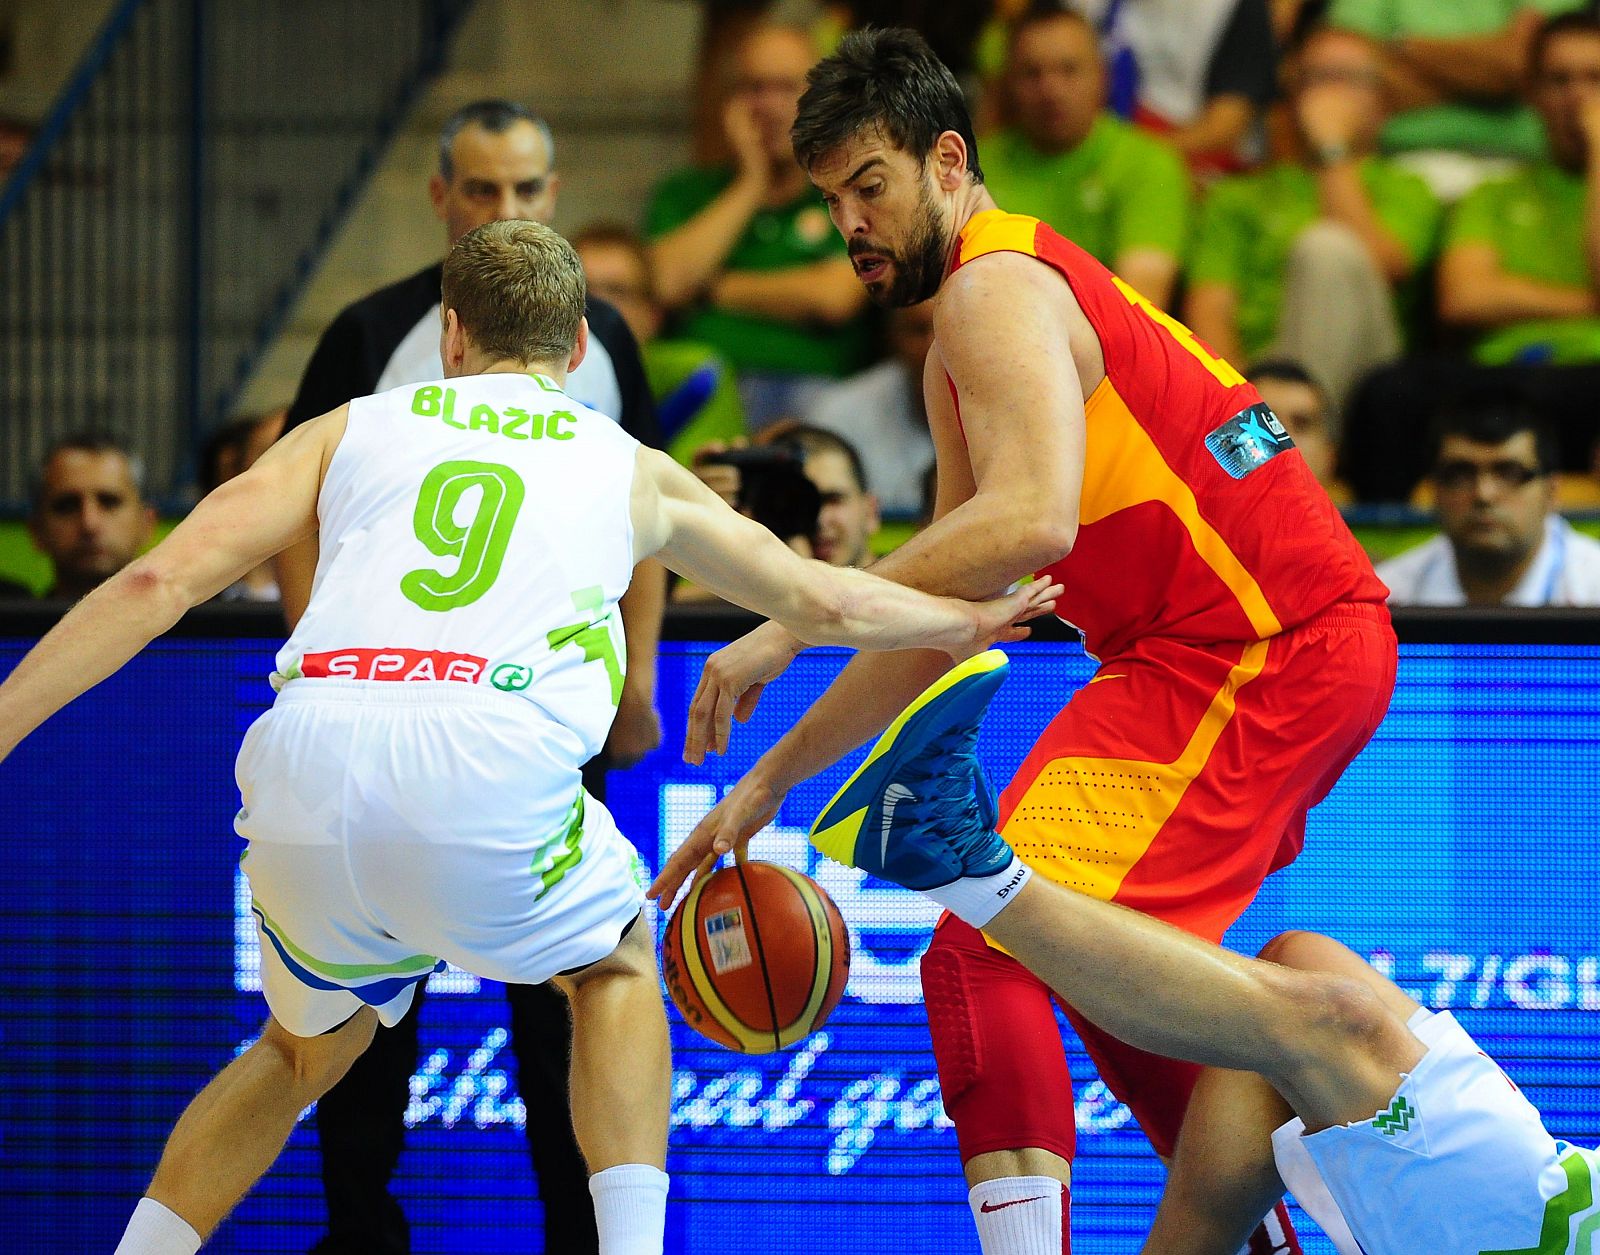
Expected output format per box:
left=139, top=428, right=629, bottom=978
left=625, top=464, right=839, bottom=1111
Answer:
left=1205, top=402, right=1295, bottom=479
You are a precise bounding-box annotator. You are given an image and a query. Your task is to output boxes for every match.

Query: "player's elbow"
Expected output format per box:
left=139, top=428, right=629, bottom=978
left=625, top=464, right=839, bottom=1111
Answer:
left=1015, top=516, right=1077, bottom=572
left=110, top=556, right=192, bottom=618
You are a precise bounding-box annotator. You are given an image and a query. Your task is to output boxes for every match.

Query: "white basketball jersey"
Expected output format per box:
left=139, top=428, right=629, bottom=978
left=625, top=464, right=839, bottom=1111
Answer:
left=275, top=372, right=639, bottom=764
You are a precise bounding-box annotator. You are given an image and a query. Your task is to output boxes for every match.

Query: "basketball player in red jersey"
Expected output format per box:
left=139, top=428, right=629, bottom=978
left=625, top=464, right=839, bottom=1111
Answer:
left=652, top=28, right=1394, bottom=1255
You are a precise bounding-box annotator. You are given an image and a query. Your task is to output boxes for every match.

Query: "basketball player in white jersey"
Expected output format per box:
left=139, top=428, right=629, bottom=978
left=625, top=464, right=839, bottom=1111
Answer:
left=0, top=220, right=1059, bottom=1255
left=810, top=652, right=1600, bottom=1255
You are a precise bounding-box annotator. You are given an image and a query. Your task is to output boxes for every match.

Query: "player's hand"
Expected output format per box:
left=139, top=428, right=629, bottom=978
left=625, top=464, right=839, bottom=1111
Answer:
left=606, top=676, right=662, bottom=771
left=684, top=621, right=803, bottom=765
left=965, top=580, right=1062, bottom=655
left=648, top=770, right=785, bottom=909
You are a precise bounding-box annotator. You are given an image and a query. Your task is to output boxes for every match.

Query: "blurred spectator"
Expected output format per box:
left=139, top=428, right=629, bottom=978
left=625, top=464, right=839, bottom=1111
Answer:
left=645, top=22, right=871, bottom=426
left=1069, top=0, right=1279, bottom=176
left=769, top=424, right=881, bottom=568
left=573, top=223, right=747, bottom=462
left=199, top=411, right=285, bottom=602
left=1437, top=12, right=1600, bottom=368
left=1327, top=0, right=1587, bottom=194
left=278, top=98, right=664, bottom=1255
left=1186, top=25, right=1441, bottom=415
left=1246, top=360, right=1352, bottom=503
left=1378, top=401, right=1600, bottom=605
left=28, top=433, right=155, bottom=601
left=803, top=302, right=936, bottom=517
left=981, top=5, right=1189, bottom=308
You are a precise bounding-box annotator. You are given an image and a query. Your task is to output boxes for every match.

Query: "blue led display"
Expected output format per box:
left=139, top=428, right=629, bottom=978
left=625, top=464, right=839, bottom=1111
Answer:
left=2, top=636, right=1597, bottom=1252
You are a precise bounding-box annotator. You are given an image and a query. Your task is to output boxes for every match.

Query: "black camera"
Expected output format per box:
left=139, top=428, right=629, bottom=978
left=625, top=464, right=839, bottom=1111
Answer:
left=699, top=446, right=821, bottom=547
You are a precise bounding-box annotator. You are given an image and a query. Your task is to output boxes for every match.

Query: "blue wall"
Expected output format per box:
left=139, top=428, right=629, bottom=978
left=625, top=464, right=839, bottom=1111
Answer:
left=2, top=637, right=1598, bottom=1252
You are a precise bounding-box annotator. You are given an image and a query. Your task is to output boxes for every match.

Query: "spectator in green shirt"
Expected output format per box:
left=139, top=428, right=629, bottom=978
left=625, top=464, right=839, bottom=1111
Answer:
left=981, top=6, right=1189, bottom=310
left=1186, top=25, right=1442, bottom=420
left=573, top=223, right=748, bottom=465
left=1328, top=0, right=1586, bottom=194
left=645, top=22, right=871, bottom=428
left=1438, top=12, right=1600, bottom=368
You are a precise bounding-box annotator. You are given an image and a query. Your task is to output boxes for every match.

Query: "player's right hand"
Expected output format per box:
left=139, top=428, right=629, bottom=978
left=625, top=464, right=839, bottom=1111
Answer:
left=647, top=771, right=785, bottom=909
left=684, top=620, right=802, bottom=765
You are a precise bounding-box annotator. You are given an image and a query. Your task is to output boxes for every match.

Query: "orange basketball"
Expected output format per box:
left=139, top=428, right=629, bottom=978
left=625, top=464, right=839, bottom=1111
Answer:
left=662, top=859, right=850, bottom=1054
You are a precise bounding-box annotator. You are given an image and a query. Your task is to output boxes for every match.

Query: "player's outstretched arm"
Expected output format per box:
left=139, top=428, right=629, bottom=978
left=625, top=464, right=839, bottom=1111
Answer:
left=632, top=446, right=1058, bottom=657
left=0, top=410, right=344, bottom=762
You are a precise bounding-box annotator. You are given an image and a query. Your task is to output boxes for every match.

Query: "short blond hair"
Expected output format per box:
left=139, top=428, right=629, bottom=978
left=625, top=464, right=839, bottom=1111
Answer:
left=442, top=219, right=586, bottom=366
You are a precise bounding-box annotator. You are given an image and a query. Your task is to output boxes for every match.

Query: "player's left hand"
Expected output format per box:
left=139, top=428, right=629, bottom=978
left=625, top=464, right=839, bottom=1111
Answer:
left=606, top=676, right=663, bottom=771
left=648, top=769, right=785, bottom=908
left=684, top=621, right=803, bottom=765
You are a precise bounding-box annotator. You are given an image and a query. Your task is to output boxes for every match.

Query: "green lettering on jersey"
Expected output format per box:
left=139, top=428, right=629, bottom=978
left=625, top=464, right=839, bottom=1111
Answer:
left=468, top=403, right=500, bottom=434
left=400, top=460, right=526, bottom=612
left=546, top=585, right=625, bottom=705
left=502, top=406, right=536, bottom=440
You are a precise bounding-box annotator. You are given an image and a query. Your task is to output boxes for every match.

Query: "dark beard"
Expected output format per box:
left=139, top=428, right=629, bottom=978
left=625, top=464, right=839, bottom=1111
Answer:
left=871, top=192, right=948, bottom=308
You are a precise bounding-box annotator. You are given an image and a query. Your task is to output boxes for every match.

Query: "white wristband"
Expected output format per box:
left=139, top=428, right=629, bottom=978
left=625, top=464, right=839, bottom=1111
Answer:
left=924, top=855, right=1032, bottom=929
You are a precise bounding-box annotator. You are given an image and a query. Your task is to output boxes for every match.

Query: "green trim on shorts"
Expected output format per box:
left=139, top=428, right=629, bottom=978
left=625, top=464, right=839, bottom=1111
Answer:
left=1479, top=1148, right=1595, bottom=1255
left=252, top=900, right=439, bottom=980
left=532, top=790, right=585, bottom=901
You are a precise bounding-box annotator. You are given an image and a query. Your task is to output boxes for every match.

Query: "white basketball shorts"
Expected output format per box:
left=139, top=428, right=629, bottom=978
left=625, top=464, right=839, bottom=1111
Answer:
left=1273, top=1008, right=1600, bottom=1255
left=234, top=681, right=645, bottom=1036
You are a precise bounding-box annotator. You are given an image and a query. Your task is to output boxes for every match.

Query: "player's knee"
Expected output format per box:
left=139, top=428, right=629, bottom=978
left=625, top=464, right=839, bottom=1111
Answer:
left=1270, top=967, right=1396, bottom=1071
left=921, top=921, right=1077, bottom=1164
left=559, top=913, right=660, bottom=1000
left=1257, top=929, right=1338, bottom=970
left=261, top=1008, right=375, bottom=1096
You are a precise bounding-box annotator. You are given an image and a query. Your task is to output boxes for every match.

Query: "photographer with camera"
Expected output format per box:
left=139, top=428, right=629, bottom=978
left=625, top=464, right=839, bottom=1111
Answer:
left=677, top=426, right=880, bottom=603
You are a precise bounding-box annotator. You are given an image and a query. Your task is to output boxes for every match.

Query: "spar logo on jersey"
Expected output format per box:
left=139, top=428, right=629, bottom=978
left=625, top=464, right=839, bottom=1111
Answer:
left=301, top=648, right=489, bottom=683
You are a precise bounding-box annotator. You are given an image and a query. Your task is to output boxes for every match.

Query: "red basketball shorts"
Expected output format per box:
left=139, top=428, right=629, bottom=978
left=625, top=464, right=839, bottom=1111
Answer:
left=922, top=602, right=1397, bottom=1163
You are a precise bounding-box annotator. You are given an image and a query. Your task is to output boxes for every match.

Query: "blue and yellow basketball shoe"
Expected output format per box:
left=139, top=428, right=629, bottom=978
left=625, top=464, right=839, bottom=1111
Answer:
left=809, top=650, right=1018, bottom=892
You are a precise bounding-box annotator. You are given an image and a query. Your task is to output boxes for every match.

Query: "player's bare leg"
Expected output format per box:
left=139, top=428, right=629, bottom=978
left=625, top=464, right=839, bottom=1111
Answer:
left=964, top=1148, right=1071, bottom=1190
left=1141, top=1065, right=1296, bottom=1255
left=118, top=1007, right=378, bottom=1252
left=553, top=912, right=671, bottom=1255
left=982, top=880, right=1424, bottom=1129
left=1142, top=932, right=1427, bottom=1254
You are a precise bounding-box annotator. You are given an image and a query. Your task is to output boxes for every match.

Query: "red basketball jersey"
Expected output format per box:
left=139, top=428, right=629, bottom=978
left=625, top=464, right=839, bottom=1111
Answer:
left=948, top=209, right=1386, bottom=659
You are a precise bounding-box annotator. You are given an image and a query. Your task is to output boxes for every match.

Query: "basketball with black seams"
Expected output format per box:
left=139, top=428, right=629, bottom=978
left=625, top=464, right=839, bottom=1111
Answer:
left=662, top=860, right=850, bottom=1054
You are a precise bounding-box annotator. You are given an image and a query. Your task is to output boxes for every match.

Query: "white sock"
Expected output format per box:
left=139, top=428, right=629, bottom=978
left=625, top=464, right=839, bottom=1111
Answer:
left=926, top=854, right=1033, bottom=929
left=114, top=1198, right=202, bottom=1255
left=589, top=1163, right=669, bottom=1255
left=969, top=1175, right=1066, bottom=1255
